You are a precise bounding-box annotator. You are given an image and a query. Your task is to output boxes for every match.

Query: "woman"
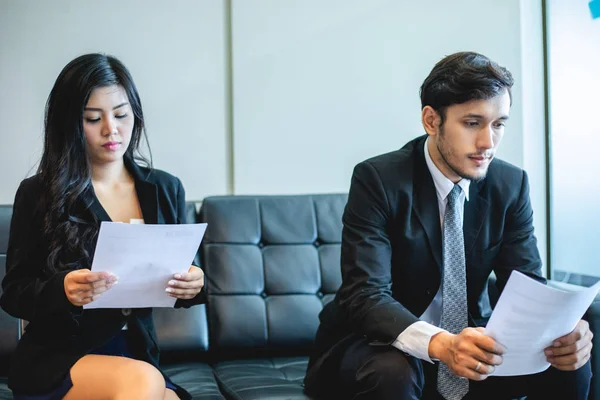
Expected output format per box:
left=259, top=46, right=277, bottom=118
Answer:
left=0, top=53, right=205, bottom=399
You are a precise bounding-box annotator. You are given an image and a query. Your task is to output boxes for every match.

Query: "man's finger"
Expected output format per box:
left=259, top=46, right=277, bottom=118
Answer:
left=552, top=320, right=588, bottom=346
left=549, top=341, right=593, bottom=367
left=551, top=351, right=591, bottom=372
left=546, top=330, right=592, bottom=357
left=473, top=348, right=503, bottom=366
left=474, top=334, right=506, bottom=355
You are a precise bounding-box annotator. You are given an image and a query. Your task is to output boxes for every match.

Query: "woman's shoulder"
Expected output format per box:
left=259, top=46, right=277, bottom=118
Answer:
left=14, top=174, right=44, bottom=202
left=135, top=164, right=182, bottom=191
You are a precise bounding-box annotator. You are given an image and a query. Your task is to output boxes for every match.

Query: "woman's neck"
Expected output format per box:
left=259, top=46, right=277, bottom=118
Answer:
left=91, top=159, right=131, bottom=186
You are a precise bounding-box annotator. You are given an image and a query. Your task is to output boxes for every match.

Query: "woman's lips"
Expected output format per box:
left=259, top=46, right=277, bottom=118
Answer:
left=102, top=142, right=121, bottom=151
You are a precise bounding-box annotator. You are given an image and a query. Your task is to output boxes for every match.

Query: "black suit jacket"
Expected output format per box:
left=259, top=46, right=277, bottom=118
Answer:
left=304, top=135, right=545, bottom=396
left=0, top=157, right=205, bottom=398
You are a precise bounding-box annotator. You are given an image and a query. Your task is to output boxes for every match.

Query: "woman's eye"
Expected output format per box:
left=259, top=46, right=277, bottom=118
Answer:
left=85, top=118, right=100, bottom=123
left=115, top=114, right=128, bottom=119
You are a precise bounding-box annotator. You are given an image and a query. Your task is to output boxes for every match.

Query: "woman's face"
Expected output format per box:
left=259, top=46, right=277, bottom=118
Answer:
left=83, top=85, right=134, bottom=166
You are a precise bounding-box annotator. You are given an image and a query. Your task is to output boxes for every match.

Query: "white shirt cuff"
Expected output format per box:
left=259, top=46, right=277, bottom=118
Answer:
left=391, top=321, right=447, bottom=363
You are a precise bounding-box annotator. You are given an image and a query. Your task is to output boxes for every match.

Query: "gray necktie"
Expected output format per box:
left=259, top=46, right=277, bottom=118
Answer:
left=437, top=184, right=469, bottom=400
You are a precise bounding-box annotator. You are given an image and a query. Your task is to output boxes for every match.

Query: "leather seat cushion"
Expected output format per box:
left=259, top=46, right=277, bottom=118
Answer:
left=213, top=357, right=311, bottom=400
left=161, top=362, right=224, bottom=399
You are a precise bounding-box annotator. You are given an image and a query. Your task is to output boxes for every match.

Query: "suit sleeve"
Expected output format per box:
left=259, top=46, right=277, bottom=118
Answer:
left=336, top=161, right=420, bottom=344
left=173, top=178, right=207, bottom=309
left=493, top=170, right=545, bottom=292
left=0, top=180, right=79, bottom=322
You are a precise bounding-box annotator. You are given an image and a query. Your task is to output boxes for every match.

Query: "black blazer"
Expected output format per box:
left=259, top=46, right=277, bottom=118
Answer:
left=0, top=157, right=205, bottom=398
left=304, top=135, right=545, bottom=396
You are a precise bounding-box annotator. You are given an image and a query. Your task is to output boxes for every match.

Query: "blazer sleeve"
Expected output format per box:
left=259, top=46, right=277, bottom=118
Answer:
left=493, top=170, right=545, bottom=291
left=173, top=178, right=207, bottom=309
left=336, top=161, right=419, bottom=344
left=0, top=179, right=79, bottom=322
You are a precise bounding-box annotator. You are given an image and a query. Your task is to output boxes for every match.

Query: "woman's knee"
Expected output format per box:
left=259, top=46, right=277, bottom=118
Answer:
left=68, top=356, right=166, bottom=400
left=121, top=361, right=166, bottom=399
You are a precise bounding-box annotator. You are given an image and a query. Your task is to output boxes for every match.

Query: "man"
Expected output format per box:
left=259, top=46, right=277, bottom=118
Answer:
left=304, top=52, right=593, bottom=400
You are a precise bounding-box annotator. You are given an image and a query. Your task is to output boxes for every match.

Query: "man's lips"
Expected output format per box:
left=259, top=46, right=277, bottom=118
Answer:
left=469, top=154, right=491, bottom=166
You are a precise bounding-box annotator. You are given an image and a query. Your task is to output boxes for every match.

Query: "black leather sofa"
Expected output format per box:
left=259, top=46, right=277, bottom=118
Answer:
left=1, top=195, right=599, bottom=399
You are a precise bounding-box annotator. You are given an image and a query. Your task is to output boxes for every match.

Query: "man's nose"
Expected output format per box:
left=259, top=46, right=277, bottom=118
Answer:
left=477, top=126, right=494, bottom=150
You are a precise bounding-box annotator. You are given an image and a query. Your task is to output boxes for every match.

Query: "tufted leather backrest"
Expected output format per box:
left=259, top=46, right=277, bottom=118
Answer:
left=199, top=195, right=346, bottom=356
left=153, top=202, right=210, bottom=360
left=0, top=206, right=19, bottom=376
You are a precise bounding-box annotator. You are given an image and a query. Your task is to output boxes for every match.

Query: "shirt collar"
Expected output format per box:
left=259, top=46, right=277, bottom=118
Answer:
left=424, top=137, right=470, bottom=202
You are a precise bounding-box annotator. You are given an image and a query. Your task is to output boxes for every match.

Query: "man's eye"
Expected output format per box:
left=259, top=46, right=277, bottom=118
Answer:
left=465, top=121, right=478, bottom=127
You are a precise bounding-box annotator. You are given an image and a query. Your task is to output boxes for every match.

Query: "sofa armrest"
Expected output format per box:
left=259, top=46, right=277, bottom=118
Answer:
left=547, top=280, right=599, bottom=400
left=584, top=296, right=600, bottom=400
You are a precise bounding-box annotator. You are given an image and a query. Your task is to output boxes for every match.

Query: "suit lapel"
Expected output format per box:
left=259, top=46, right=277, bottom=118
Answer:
left=82, top=185, right=112, bottom=222
left=463, top=179, right=489, bottom=256
left=125, top=157, right=159, bottom=225
left=412, top=139, right=443, bottom=271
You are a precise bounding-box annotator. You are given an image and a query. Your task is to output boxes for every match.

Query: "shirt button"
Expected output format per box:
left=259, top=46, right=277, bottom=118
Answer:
left=121, top=308, right=132, bottom=316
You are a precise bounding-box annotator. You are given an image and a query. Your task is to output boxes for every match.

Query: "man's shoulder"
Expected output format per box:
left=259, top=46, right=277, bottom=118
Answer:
left=356, top=135, right=424, bottom=177
left=486, top=158, right=526, bottom=185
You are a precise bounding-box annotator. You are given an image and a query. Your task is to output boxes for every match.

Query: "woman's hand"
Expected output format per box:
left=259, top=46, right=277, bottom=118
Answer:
left=64, top=269, right=118, bottom=306
left=165, top=266, right=204, bottom=300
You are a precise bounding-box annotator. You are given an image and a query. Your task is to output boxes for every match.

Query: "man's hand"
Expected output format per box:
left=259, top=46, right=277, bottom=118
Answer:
left=429, top=327, right=505, bottom=381
left=165, top=265, right=204, bottom=300
left=545, top=319, right=593, bottom=371
left=64, top=269, right=118, bottom=306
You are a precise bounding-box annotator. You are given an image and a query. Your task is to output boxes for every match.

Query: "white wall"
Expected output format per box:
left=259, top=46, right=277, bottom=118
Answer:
left=228, top=0, right=547, bottom=267
left=0, top=1, right=546, bottom=265
left=231, top=0, right=526, bottom=195
left=0, top=0, right=228, bottom=203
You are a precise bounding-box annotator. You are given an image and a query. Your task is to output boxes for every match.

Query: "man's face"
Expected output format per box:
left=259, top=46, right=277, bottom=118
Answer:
left=424, top=91, right=511, bottom=182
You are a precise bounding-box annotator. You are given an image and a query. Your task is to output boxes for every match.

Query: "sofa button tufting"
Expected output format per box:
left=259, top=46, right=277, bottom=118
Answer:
left=258, top=242, right=265, bottom=249
left=316, top=291, right=324, bottom=298
left=313, top=240, right=321, bottom=247
left=260, top=292, right=268, bottom=298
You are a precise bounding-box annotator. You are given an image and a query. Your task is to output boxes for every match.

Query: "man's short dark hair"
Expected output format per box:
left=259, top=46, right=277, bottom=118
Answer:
left=420, top=52, right=514, bottom=123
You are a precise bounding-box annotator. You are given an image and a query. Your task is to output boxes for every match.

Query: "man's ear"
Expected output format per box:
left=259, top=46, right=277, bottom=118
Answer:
left=422, top=106, right=441, bottom=136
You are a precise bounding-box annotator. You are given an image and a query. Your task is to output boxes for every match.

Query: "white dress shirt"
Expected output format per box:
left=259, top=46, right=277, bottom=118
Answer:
left=391, top=138, right=470, bottom=363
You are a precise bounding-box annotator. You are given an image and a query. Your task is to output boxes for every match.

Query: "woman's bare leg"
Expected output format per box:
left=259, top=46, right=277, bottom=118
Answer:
left=63, top=354, right=168, bottom=400
left=164, top=389, right=180, bottom=400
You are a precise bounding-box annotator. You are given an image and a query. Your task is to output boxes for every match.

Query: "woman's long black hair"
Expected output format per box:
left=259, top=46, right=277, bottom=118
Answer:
left=38, top=53, right=151, bottom=273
